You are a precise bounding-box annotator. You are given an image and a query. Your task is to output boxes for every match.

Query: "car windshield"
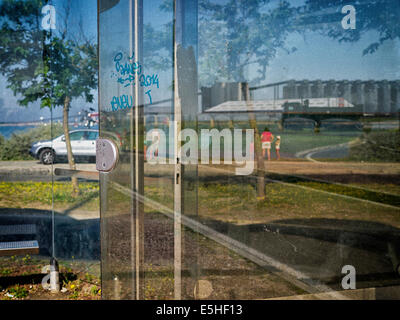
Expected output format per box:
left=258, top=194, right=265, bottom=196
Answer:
left=53, top=130, right=98, bottom=141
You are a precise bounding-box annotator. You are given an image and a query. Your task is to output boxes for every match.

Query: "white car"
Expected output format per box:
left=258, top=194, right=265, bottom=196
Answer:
left=30, top=129, right=99, bottom=164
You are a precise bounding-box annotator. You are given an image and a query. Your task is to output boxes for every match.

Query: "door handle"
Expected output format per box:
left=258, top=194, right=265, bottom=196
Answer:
left=96, top=138, right=118, bottom=172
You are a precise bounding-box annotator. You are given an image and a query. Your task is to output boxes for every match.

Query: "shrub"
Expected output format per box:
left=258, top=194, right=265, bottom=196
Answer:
left=0, top=124, right=63, bottom=160
left=7, top=285, right=28, bottom=299
left=349, top=130, right=400, bottom=162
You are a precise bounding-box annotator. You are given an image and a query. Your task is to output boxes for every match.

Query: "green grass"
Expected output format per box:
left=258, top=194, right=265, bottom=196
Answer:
left=0, top=181, right=99, bottom=208
left=0, top=256, right=101, bottom=300
left=7, top=285, right=28, bottom=299
left=266, top=173, right=400, bottom=207
left=141, top=175, right=400, bottom=228
left=204, top=120, right=359, bottom=156
left=353, top=183, right=400, bottom=196
left=1, top=268, right=11, bottom=276
left=2, top=170, right=399, bottom=229
left=349, top=130, right=400, bottom=162
left=279, top=133, right=355, bottom=155
left=168, top=120, right=361, bottom=157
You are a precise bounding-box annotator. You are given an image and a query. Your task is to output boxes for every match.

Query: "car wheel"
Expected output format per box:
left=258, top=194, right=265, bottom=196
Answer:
left=39, top=149, right=55, bottom=165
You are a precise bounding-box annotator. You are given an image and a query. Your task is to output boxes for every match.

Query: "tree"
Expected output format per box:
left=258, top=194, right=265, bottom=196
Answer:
left=0, top=0, right=98, bottom=194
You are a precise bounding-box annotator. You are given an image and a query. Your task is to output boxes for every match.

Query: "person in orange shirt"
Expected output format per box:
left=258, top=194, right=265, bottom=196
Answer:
left=260, top=127, right=274, bottom=160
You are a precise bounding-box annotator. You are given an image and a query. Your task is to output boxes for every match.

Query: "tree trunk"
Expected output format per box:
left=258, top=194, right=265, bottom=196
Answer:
left=63, top=96, right=79, bottom=196
left=249, top=118, right=265, bottom=199
left=244, top=83, right=265, bottom=199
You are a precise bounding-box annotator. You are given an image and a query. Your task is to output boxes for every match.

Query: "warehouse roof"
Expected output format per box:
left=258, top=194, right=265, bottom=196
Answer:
left=204, top=98, right=354, bottom=113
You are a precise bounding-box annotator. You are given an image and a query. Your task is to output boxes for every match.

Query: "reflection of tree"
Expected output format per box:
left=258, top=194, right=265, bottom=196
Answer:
left=0, top=0, right=97, bottom=195
left=156, top=0, right=297, bottom=85
left=199, top=0, right=297, bottom=85
left=197, top=0, right=298, bottom=198
left=301, top=0, right=400, bottom=55
left=198, top=0, right=400, bottom=85
left=143, top=22, right=173, bottom=71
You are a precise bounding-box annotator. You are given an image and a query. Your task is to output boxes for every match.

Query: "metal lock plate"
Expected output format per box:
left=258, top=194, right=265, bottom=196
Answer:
left=96, top=138, right=118, bottom=172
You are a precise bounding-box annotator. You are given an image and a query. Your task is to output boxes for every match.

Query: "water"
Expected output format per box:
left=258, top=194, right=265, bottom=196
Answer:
left=0, top=125, right=36, bottom=139
left=0, top=124, right=99, bottom=139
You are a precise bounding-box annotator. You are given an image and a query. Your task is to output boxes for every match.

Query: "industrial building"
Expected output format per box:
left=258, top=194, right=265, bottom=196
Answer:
left=198, top=80, right=400, bottom=124
left=282, top=80, right=400, bottom=114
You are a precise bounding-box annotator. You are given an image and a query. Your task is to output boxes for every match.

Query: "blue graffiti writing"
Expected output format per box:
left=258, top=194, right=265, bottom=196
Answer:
left=111, top=94, right=133, bottom=111
left=113, top=52, right=159, bottom=89
left=139, top=74, right=159, bottom=88
left=114, top=52, right=142, bottom=75
left=145, top=90, right=152, bottom=105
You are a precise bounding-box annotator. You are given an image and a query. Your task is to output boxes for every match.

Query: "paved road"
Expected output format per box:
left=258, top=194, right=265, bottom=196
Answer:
left=306, top=144, right=350, bottom=160
left=295, top=142, right=351, bottom=162
left=2, top=159, right=400, bottom=181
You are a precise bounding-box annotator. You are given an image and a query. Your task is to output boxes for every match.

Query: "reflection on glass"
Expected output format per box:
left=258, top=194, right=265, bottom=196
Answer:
left=0, top=0, right=100, bottom=299
left=99, top=0, right=400, bottom=300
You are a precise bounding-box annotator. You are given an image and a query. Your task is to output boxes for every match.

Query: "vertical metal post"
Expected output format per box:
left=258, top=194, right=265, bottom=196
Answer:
left=129, top=0, right=144, bottom=300
left=174, top=0, right=199, bottom=300
left=128, top=0, right=135, bottom=300
left=173, top=1, right=183, bottom=298
left=174, top=86, right=183, bottom=300
left=134, top=0, right=140, bottom=301
left=135, top=0, right=144, bottom=300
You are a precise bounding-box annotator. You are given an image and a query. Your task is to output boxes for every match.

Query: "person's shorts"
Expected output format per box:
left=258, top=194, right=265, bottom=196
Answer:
left=262, top=142, right=271, bottom=149
left=275, top=144, right=280, bottom=150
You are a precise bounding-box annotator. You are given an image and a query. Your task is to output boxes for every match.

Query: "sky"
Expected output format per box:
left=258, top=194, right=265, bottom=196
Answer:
left=0, top=0, right=399, bottom=122
left=251, top=31, right=400, bottom=100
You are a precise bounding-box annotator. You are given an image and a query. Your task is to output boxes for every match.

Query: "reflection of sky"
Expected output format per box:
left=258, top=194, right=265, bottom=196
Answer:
left=273, top=32, right=399, bottom=81
left=283, top=32, right=399, bottom=80
left=198, top=0, right=400, bottom=99
left=198, top=0, right=400, bottom=84
left=252, top=31, right=400, bottom=99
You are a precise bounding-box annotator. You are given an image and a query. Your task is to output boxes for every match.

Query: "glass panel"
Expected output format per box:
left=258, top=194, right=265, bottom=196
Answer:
left=142, top=0, right=175, bottom=300
left=99, top=0, right=400, bottom=300
left=0, top=0, right=56, bottom=299
left=0, top=0, right=100, bottom=300
left=194, top=0, right=400, bottom=299
left=47, top=0, right=101, bottom=299
left=99, top=0, right=139, bottom=300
